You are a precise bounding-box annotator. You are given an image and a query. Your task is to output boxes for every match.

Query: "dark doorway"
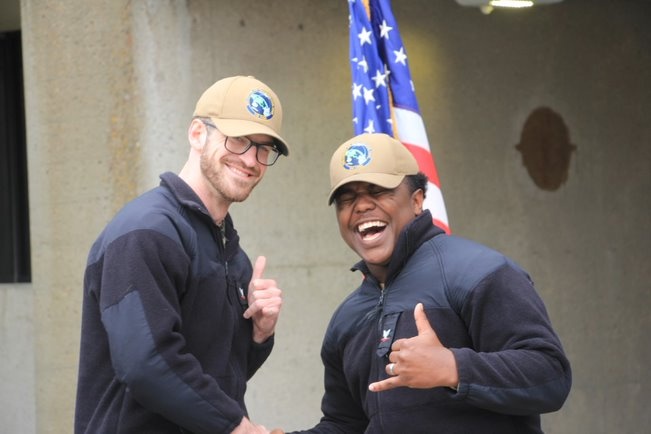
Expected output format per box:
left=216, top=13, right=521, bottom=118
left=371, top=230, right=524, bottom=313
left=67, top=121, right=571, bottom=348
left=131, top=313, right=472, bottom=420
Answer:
left=0, top=30, right=30, bottom=283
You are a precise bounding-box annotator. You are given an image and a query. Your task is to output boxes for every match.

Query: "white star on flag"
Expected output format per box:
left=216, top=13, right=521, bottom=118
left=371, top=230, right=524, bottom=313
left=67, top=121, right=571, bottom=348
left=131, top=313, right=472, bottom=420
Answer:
left=379, top=20, right=393, bottom=39
left=352, top=83, right=363, bottom=99
left=362, top=87, right=375, bottom=104
left=393, top=46, right=407, bottom=65
left=357, top=57, right=369, bottom=73
left=372, top=69, right=388, bottom=88
left=358, top=27, right=373, bottom=46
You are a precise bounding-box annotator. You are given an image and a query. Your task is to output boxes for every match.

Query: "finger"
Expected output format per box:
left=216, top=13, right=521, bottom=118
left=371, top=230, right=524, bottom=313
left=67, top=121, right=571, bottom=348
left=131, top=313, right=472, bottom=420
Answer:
left=251, top=256, right=267, bottom=282
left=391, top=338, right=406, bottom=352
left=243, top=296, right=264, bottom=318
left=243, top=296, right=282, bottom=319
left=248, top=292, right=282, bottom=309
left=385, top=362, right=398, bottom=376
left=248, top=284, right=280, bottom=300
left=414, top=303, right=434, bottom=335
left=242, top=305, right=256, bottom=319
left=243, top=300, right=268, bottom=319
left=369, top=377, right=401, bottom=392
left=250, top=278, right=278, bottom=292
left=259, top=300, right=282, bottom=317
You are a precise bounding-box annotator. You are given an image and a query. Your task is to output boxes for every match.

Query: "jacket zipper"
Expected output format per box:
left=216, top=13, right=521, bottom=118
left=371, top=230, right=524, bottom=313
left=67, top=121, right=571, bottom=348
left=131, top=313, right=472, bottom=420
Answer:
left=216, top=223, right=229, bottom=275
left=376, top=284, right=386, bottom=333
left=376, top=283, right=387, bottom=431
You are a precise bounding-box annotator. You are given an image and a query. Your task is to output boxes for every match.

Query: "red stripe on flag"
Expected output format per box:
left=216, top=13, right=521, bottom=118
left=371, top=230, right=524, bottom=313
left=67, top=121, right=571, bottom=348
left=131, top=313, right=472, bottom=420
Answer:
left=434, top=218, right=450, bottom=235
left=402, top=143, right=441, bottom=187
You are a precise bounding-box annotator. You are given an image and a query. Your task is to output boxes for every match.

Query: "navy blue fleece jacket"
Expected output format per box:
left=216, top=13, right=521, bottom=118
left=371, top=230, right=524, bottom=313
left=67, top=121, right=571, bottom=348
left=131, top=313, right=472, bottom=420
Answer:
left=294, top=211, right=571, bottom=434
left=75, top=172, right=273, bottom=434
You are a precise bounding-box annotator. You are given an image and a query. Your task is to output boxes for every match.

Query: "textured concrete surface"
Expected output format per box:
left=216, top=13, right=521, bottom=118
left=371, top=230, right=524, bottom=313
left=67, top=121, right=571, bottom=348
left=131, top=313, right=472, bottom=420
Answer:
left=1, top=0, right=649, bottom=433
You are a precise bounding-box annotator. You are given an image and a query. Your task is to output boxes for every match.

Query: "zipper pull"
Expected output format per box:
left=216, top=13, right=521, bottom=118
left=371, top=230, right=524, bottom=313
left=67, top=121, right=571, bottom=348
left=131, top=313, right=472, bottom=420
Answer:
left=377, top=284, right=386, bottom=321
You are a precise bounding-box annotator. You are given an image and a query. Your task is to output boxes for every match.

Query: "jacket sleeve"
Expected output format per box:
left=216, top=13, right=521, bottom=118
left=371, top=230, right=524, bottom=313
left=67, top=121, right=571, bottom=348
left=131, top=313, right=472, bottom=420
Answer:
left=98, top=229, right=244, bottom=434
left=247, top=337, right=274, bottom=379
left=449, top=262, right=572, bottom=415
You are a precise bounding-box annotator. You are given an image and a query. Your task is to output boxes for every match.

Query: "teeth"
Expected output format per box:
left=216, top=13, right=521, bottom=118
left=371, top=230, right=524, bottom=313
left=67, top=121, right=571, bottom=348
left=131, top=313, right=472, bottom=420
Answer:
left=357, top=221, right=387, bottom=233
left=228, top=165, right=250, bottom=177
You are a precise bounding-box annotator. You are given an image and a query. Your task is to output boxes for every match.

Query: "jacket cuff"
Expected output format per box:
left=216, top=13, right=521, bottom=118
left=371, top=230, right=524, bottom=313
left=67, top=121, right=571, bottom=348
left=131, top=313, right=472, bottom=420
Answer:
left=252, top=333, right=274, bottom=349
left=448, top=348, right=470, bottom=400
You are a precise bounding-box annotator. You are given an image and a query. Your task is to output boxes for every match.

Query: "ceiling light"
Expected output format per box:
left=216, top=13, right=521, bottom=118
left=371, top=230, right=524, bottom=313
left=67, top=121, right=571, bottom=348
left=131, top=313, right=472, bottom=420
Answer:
left=455, top=0, right=563, bottom=14
left=491, top=1, right=533, bottom=8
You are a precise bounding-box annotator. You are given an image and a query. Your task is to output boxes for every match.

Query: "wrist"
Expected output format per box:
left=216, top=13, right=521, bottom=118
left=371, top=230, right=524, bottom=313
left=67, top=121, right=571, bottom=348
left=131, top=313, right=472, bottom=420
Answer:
left=446, top=348, right=459, bottom=389
left=252, top=328, right=273, bottom=344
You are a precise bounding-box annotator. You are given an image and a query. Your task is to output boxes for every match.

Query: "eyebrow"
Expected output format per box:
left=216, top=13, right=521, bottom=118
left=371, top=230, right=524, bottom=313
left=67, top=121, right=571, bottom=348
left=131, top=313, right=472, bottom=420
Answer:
left=336, top=186, right=355, bottom=195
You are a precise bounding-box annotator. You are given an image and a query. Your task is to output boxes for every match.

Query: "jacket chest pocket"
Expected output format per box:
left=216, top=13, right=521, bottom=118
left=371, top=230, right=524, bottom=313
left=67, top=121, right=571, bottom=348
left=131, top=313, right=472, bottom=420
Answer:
left=376, top=312, right=402, bottom=358
left=226, top=276, right=249, bottom=311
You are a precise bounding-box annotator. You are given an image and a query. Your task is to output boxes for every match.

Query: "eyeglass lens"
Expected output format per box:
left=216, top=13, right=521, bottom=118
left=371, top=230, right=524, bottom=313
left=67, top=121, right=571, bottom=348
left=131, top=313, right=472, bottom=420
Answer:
left=224, top=136, right=280, bottom=166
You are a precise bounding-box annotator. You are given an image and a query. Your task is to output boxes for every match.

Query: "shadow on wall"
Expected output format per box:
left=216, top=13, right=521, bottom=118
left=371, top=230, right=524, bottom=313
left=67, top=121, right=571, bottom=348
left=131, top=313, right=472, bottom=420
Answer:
left=516, top=107, right=577, bottom=191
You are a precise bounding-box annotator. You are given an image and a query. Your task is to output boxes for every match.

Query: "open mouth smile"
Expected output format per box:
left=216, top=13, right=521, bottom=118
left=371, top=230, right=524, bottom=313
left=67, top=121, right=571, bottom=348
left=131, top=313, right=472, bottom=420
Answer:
left=357, top=220, right=387, bottom=242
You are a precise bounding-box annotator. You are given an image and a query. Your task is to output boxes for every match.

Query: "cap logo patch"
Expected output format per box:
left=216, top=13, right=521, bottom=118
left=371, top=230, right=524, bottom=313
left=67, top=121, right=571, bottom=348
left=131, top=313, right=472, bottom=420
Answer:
left=343, top=143, right=371, bottom=170
left=247, top=90, right=274, bottom=120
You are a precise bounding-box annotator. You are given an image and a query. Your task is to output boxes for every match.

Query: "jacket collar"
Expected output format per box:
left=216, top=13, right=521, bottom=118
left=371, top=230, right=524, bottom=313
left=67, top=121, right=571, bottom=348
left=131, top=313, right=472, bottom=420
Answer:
left=159, top=171, right=240, bottom=253
left=352, top=210, right=445, bottom=284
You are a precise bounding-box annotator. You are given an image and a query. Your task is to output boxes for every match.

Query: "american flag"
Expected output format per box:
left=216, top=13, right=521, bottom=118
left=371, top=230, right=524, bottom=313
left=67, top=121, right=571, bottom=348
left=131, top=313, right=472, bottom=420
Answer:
left=348, top=0, right=450, bottom=233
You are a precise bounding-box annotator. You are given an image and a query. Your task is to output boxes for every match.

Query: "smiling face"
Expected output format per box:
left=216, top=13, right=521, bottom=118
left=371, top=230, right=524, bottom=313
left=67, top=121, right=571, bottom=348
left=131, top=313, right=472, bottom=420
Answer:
left=200, top=128, right=269, bottom=204
left=334, top=180, right=424, bottom=283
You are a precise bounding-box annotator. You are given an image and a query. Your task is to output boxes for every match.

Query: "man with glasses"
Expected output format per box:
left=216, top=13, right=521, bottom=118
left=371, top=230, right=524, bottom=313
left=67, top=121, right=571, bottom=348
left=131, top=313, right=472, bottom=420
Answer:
left=75, top=76, right=288, bottom=434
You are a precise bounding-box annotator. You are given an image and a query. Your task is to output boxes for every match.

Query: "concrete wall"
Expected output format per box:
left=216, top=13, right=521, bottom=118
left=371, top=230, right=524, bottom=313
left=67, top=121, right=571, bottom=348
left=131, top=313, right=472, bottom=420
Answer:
left=1, top=0, right=649, bottom=432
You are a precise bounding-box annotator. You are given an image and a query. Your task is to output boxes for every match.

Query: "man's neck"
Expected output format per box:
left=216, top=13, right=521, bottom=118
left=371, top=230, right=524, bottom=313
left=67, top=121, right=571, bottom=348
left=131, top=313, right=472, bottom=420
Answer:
left=178, top=166, right=230, bottom=225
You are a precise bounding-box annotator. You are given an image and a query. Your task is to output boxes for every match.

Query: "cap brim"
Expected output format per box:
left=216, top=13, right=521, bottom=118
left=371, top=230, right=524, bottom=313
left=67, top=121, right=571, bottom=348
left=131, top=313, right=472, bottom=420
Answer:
left=211, top=118, right=290, bottom=156
left=327, top=172, right=406, bottom=205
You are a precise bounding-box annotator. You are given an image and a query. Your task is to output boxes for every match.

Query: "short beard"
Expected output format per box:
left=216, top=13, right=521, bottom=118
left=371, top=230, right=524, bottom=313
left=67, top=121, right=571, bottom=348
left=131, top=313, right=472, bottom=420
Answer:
left=200, top=145, right=259, bottom=203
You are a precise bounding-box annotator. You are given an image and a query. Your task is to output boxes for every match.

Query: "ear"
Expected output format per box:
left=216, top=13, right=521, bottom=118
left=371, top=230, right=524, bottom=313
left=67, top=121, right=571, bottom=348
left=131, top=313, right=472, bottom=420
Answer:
left=188, top=118, right=208, bottom=152
left=411, top=188, right=425, bottom=215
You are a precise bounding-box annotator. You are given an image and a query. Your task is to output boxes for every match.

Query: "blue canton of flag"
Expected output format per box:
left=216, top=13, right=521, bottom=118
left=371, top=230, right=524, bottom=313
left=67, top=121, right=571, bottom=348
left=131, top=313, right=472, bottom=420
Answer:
left=348, top=0, right=451, bottom=233
left=348, top=0, right=417, bottom=135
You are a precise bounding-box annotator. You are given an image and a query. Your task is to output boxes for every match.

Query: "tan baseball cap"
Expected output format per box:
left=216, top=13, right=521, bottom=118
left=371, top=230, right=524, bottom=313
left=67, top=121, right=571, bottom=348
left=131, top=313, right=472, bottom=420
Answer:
left=328, top=133, right=419, bottom=204
left=193, top=75, right=290, bottom=155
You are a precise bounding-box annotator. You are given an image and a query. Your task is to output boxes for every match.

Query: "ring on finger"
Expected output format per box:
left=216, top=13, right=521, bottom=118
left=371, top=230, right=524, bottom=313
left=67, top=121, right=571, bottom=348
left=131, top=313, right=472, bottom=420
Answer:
left=388, top=363, right=396, bottom=376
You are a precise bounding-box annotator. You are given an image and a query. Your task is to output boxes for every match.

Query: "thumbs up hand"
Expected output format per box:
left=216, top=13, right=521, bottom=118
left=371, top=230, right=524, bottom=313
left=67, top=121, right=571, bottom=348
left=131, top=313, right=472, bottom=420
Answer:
left=368, top=303, right=459, bottom=392
left=243, top=256, right=283, bottom=343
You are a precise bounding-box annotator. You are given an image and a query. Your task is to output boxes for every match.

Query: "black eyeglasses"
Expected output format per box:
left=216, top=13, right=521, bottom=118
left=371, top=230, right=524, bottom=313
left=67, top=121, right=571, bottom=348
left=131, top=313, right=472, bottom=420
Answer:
left=203, top=122, right=281, bottom=166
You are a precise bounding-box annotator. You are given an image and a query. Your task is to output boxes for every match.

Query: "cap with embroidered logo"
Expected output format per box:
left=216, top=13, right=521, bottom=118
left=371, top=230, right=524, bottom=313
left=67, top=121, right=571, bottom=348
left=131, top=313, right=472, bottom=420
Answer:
left=193, top=75, right=290, bottom=156
left=328, top=133, right=419, bottom=204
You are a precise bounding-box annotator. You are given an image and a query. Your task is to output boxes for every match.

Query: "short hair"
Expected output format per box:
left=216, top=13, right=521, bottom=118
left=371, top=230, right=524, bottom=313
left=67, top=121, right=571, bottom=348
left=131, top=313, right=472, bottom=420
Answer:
left=194, top=116, right=217, bottom=137
left=405, top=172, right=428, bottom=199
